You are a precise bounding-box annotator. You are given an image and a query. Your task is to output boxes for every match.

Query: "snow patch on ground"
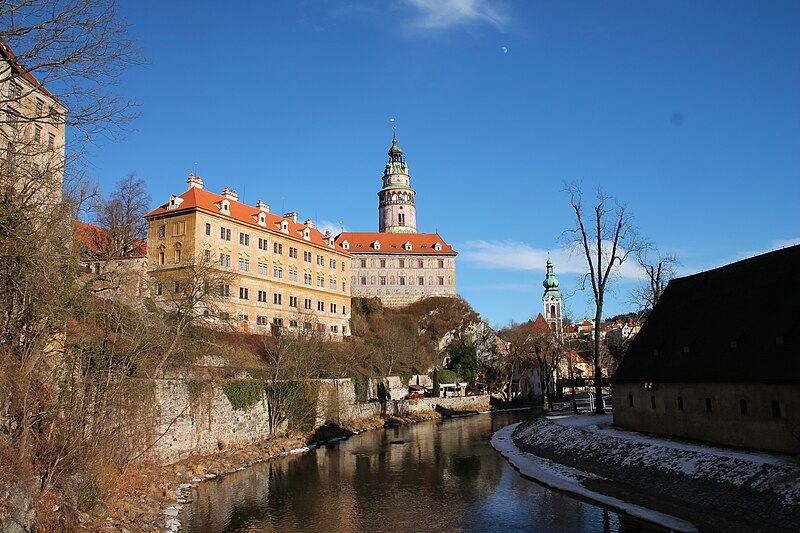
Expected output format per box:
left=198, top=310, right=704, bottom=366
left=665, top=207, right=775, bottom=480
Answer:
left=492, top=424, right=698, bottom=533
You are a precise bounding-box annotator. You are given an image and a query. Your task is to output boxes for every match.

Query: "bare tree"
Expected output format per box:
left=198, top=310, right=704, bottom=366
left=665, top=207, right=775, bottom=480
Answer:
left=150, top=254, right=235, bottom=378
left=500, top=319, right=563, bottom=410
left=564, top=184, right=643, bottom=414
left=634, top=247, right=679, bottom=311
left=92, top=174, right=150, bottom=258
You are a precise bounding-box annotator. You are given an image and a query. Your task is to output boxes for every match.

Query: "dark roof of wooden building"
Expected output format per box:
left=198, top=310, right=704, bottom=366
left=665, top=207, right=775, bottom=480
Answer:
left=611, top=244, right=800, bottom=384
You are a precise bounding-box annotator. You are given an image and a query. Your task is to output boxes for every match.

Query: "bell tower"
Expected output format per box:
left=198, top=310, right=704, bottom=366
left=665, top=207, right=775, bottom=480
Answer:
left=543, top=257, right=563, bottom=340
left=378, top=127, right=417, bottom=233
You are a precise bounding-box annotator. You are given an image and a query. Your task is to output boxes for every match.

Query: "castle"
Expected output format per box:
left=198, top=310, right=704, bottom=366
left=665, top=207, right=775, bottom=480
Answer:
left=336, top=129, right=458, bottom=307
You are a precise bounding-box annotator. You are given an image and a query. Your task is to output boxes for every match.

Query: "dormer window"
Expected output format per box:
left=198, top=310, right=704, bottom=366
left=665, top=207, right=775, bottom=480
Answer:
left=280, top=220, right=289, bottom=233
left=404, top=242, right=412, bottom=251
left=433, top=242, right=442, bottom=251
left=372, top=240, right=381, bottom=250
left=220, top=200, right=230, bottom=214
left=303, top=228, right=311, bottom=240
left=341, top=240, right=350, bottom=250
left=255, top=212, right=266, bottom=227
left=167, top=194, right=184, bottom=211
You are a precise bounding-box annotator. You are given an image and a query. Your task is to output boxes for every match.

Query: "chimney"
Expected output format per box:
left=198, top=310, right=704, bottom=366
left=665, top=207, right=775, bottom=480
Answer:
left=221, top=186, right=239, bottom=201
left=187, top=173, right=204, bottom=189
left=283, top=211, right=298, bottom=223
left=304, top=218, right=315, bottom=229
left=256, top=199, right=270, bottom=213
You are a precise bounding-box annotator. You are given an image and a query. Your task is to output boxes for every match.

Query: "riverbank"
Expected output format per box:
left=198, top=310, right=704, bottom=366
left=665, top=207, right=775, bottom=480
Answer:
left=492, top=413, right=800, bottom=533
left=78, top=410, right=445, bottom=532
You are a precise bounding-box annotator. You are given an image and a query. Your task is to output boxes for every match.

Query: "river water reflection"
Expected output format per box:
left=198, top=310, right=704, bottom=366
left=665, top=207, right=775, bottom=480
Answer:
left=185, top=410, right=658, bottom=532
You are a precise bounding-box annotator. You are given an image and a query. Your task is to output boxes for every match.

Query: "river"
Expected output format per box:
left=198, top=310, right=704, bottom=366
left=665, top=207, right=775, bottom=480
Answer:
left=185, top=410, right=661, bottom=532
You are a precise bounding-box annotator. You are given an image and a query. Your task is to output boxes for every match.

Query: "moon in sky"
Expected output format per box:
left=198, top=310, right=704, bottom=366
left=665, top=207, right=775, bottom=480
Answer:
left=501, top=46, right=508, bottom=54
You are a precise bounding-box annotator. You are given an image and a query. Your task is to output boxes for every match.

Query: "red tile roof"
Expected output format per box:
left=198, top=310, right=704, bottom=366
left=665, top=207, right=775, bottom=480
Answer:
left=336, top=231, right=457, bottom=255
left=145, top=185, right=349, bottom=255
left=0, top=36, right=60, bottom=104
left=73, top=220, right=147, bottom=258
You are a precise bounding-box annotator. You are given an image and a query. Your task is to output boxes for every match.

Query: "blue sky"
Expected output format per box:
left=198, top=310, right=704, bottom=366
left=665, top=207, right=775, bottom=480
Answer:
left=84, top=0, right=800, bottom=328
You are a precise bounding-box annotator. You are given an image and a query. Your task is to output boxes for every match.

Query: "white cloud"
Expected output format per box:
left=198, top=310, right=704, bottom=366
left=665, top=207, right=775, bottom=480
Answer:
left=403, top=0, right=507, bottom=30
left=315, top=220, right=346, bottom=236
left=457, top=239, right=644, bottom=280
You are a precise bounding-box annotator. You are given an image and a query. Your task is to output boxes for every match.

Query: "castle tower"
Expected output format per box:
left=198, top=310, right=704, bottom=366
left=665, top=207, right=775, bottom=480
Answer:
left=378, top=127, right=417, bottom=233
left=543, top=257, right=563, bottom=340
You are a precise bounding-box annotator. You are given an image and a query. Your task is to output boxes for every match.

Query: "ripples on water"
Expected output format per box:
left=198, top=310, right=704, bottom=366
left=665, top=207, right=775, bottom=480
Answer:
left=185, top=410, right=660, bottom=532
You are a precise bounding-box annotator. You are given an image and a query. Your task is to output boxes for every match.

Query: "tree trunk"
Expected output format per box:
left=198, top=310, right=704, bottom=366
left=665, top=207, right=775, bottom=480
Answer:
left=593, top=304, right=604, bottom=414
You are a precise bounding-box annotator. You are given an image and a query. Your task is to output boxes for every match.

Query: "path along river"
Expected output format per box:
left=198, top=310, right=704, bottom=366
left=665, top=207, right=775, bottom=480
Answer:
left=184, top=410, right=662, bottom=532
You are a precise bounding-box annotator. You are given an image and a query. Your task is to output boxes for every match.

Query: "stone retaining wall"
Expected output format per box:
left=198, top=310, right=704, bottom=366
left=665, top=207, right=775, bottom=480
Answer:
left=144, top=378, right=490, bottom=465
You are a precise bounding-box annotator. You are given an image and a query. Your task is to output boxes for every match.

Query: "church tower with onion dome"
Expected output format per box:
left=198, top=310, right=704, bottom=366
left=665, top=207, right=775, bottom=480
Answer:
left=378, top=127, right=417, bottom=234
left=543, top=257, right=563, bottom=340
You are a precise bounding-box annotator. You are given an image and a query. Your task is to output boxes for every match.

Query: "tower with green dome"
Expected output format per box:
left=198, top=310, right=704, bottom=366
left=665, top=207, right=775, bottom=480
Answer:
left=378, top=127, right=417, bottom=233
left=542, top=257, right=563, bottom=339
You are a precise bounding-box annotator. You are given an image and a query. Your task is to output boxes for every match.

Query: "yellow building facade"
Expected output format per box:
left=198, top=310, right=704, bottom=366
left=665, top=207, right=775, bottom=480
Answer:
left=145, top=175, right=352, bottom=339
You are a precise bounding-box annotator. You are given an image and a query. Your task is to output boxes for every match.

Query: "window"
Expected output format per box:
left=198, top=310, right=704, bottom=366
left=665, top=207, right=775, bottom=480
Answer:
left=330, top=303, right=337, bottom=313
left=174, top=249, right=181, bottom=263
left=35, top=99, right=43, bottom=117
left=238, top=258, right=249, bottom=271
left=438, top=259, right=445, bottom=268
left=304, top=298, right=312, bottom=310
left=173, top=280, right=180, bottom=293
left=317, top=301, right=324, bottom=311
left=289, top=296, right=298, bottom=307
left=219, top=284, right=230, bottom=297
left=289, top=246, right=298, bottom=258
left=172, top=222, right=185, bottom=236
left=380, top=259, right=386, bottom=268
left=304, top=273, right=312, bottom=285
left=771, top=400, right=782, bottom=417
left=399, top=259, right=405, bottom=268
left=650, top=396, right=656, bottom=409
left=205, top=223, right=211, bottom=236
left=304, top=251, right=312, bottom=262
left=342, top=262, right=345, bottom=271
left=155, top=282, right=163, bottom=296
left=34, top=126, right=41, bottom=143
left=418, top=259, right=424, bottom=268
left=739, top=399, right=748, bottom=415
left=316, top=254, right=324, bottom=266
left=418, top=276, right=425, bottom=286
left=257, top=316, right=268, bottom=326
left=258, top=238, right=268, bottom=251
left=220, top=227, right=231, bottom=241
left=360, top=259, right=367, bottom=268
left=330, top=325, right=339, bottom=333
left=342, top=305, right=346, bottom=315
left=239, top=287, right=249, bottom=300
left=330, top=258, right=336, bottom=269
left=274, top=242, right=283, bottom=254
left=677, top=396, right=684, bottom=411
left=330, top=279, right=337, bottom=290
left=342, top=282, right=346, bottom=292
left=9, top=82, right=21, bottom=100
left=289, top=320, right=298, bottom=328
left=258, top=290, right=267, bottom=302
left=239, top=233, right=250, bottom=246
left=273, top=266, right=283, bottom=278
left=5, top=108, right=18, bottom=130
left=399, top=277, right=405, bottom=286
left=705, top=398, right=713, bottom=413
left=219, top=254, right=231, bottom=268
left=398, top=213, right=405, bottom=226
left=317, top=276, right=324, bottom=287
left=158, top=225, right=165, bottom=239
left=437, top=276, right=444, bottom=285
left=380, top=276, right=386, bottom=285
left=360, top=276, right=367, bottom=285
left=158, top=251, right=165, bottom=265
left=289, top=269, right=298, bottom=282
left=273, top=293, right=282, bottom=305
left=303, top=322, right=312, bottom=331
left=273, top=318, right=284, bottom=327
left=258, top=262, right=268, bottom=275
left=628, top=394, right=633, bottom=407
